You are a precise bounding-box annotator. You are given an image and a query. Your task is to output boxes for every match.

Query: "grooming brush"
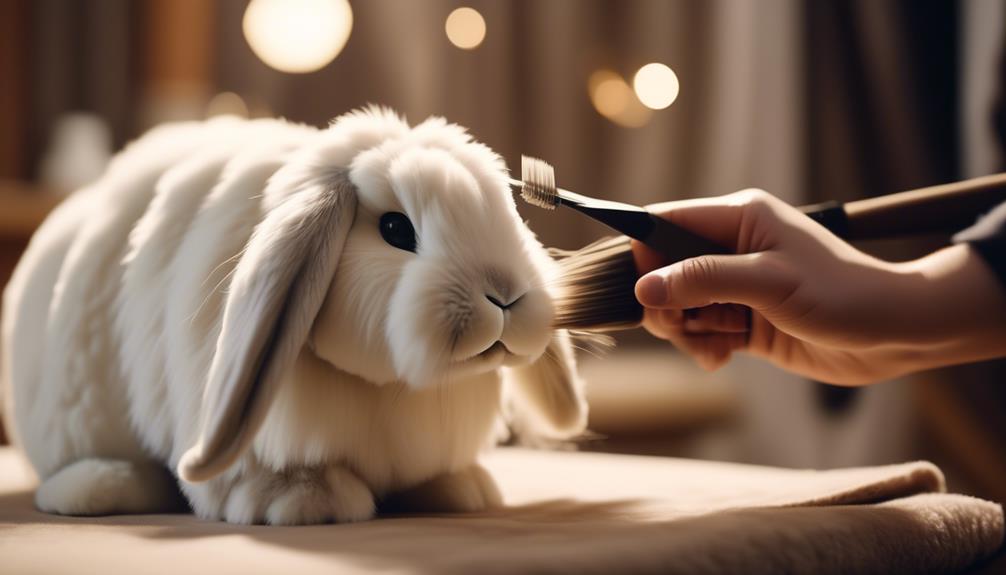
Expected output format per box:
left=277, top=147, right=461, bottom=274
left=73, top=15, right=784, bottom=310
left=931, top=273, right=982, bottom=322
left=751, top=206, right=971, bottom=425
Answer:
left=514, top=156, right=727, bottom=263
left=512, top=156, right=1006, bottom=331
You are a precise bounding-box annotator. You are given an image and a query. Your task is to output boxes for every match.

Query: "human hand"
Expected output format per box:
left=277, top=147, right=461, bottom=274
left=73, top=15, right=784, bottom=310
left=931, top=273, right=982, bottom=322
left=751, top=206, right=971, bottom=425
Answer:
left=632, top=189, right=1006, bottom=384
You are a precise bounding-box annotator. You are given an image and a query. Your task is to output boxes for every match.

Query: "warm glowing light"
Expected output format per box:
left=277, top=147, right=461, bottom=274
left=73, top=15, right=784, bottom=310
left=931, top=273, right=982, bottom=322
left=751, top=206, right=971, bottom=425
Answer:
left=588, top=70, right=652, bottom=128
left=591, top=72, right=631, bottom=117
left=206, top=92, right=250, bottom=118
left=243, top=0, right=353, bottom=73
left=445, top=7, right=486, bottom=50
left=633, top=63, right=679, bottom=110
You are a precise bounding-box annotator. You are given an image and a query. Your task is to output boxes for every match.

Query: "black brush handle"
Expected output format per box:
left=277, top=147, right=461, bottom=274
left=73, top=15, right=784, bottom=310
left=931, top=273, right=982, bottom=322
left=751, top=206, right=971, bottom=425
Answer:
left=645, top=170, right=1006, bottom=253
left=567, top=202, right=729, bottom=261
left=801, top=201, right=849, bottom=238
left=640, top=213, right=728, bottom=262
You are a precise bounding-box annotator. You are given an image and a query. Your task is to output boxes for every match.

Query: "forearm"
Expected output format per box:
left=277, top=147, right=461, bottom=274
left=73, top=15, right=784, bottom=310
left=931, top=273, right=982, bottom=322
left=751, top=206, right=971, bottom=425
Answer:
left=891, top=243, right=1006, bottom=372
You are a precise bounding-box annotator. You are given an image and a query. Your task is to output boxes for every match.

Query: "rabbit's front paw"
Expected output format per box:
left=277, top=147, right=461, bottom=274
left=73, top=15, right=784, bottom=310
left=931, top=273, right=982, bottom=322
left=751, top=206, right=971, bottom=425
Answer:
left=223, top=465, right=375, bottom=525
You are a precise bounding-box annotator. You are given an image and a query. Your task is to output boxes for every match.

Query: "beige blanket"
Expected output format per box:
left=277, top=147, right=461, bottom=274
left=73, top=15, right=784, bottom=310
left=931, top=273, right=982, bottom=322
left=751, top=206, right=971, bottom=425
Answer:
left=0, top=447, right=1001, bottom=574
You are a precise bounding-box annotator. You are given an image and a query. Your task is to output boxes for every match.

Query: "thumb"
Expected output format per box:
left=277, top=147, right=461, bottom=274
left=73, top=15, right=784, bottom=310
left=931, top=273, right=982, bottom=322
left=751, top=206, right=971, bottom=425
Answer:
left=635, top=252, right=795, bottom=310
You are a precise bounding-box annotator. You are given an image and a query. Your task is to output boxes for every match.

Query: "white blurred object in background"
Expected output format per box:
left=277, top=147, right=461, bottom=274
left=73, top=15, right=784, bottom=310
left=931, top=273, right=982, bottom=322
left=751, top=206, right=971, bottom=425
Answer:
left=633, top=63, right=680, bottom=110
left=243, top=0, right=353, bottom=73
left=445, top=7, right=486, bottom=50
left=206, top=92, right=250, bottom=118
left=39, top=113, right=113, bottom=194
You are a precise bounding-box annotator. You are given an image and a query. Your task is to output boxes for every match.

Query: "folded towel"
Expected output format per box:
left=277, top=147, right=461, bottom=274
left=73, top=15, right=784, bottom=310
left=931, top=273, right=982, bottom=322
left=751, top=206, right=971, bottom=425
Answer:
left=0, top=447, right=1001, bottom=574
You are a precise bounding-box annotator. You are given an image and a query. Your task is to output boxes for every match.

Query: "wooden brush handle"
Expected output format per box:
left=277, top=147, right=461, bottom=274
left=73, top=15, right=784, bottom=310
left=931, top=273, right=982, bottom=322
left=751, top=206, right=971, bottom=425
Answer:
left=802, top=172, right=1006, bottom=241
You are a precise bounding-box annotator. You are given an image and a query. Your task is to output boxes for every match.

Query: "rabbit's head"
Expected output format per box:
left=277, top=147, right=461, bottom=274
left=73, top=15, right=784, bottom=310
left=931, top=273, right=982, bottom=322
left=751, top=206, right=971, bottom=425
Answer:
left=312, top=118, right=557, bottom=386
left=179, top=108, right=585, bottom=482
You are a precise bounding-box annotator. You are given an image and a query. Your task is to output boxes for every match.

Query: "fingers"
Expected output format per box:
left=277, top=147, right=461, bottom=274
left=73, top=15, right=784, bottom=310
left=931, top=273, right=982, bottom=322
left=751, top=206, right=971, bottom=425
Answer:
left=643, top=306, right=751, bottom=338
left=642, top=307, right=749, bottom=371
left=644, top=189, right=783, bottom=251
left=641, top=196, right=745, bottom=250
left=682, top=304, right=751, bottom=333
left=631, top=189, right=804, bottom=371
left=631, top=189, right=791, bottom=276
left=682, top=332, right=748, bottom=371
left=636, top=252, right=796, bottom=311
left=642, top=308, right=684, bottom=340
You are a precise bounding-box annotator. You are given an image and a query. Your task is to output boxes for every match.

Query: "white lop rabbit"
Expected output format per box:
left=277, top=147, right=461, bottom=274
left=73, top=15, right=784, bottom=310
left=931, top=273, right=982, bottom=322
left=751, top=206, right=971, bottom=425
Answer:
left=1, top=107, right=587, bottom=524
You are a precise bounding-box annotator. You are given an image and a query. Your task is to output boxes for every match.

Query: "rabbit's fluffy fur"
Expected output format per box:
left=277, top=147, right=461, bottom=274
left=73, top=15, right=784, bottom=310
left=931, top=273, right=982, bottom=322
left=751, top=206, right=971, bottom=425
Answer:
left=1, top=108, right=587, bottom=524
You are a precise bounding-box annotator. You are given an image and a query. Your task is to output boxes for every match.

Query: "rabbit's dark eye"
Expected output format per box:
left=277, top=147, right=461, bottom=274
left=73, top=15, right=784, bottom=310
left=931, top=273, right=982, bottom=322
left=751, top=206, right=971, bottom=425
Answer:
left=379, top=212, right=417, bottom=253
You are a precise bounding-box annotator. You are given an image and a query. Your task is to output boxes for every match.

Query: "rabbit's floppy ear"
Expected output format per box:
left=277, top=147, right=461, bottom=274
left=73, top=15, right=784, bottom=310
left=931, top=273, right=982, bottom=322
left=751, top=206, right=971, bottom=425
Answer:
left=178, top=170, right=357, bottom=483
left=505, top=330, right=588, bottom=437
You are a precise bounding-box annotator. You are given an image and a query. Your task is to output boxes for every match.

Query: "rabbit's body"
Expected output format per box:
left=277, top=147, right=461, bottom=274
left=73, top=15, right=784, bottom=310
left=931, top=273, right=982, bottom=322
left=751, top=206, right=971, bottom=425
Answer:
left=3, top=110, right=586, bottom=524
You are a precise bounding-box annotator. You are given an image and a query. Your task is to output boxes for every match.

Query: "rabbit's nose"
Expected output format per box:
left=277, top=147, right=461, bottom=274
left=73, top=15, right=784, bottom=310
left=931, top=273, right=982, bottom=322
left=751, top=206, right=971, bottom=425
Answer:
left=484, top=268, right=526, bottom=310
left=486, top=293, right=522, bottom=310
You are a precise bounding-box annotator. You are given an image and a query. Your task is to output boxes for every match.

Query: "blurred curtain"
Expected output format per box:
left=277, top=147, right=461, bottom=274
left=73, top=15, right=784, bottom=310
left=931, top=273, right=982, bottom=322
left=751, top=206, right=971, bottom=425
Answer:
left=26, top=0, right=135, bottom=177
left=21, top=0, right=972, bottom=234
left=938, top=0, right=1006, bottom=504
left=212, top=0, right=809, bottom=249
left=963, top=0, right=1006, bottom=177
left=0, top=0, right=29, bottom=179
left=806, top=1, right=960, bottom=202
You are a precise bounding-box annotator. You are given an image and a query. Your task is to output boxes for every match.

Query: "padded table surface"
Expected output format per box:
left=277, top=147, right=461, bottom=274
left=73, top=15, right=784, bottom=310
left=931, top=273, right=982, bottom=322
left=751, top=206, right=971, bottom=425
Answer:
left=0, top=446, right=1002, bottom=574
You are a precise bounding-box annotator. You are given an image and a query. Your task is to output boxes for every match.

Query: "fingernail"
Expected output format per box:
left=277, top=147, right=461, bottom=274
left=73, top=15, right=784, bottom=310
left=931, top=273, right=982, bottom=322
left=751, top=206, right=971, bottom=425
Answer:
left=636, top=274, right=667, bottom=306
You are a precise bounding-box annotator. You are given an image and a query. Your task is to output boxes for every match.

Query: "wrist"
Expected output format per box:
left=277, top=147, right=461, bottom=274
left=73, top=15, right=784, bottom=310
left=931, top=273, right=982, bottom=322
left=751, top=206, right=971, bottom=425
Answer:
left=890, top=244, right=1006, bottom=369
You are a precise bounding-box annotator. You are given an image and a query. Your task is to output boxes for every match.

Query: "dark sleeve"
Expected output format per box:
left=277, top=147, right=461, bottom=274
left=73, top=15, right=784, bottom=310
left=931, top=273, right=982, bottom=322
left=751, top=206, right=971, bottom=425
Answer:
left=953, top=200, right=1006, bottom=287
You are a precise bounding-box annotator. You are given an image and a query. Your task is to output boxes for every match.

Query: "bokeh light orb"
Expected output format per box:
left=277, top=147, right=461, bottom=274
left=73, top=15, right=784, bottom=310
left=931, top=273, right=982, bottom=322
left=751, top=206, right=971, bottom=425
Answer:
left=591, top=72, right=632, bottom=118
left=445, top=7, right=486, bottom=50
left=243, top=0, right=353, bottom=73
left=589, top=70, right=652, bottom=128
left=633, top=63, right=680, bottom=110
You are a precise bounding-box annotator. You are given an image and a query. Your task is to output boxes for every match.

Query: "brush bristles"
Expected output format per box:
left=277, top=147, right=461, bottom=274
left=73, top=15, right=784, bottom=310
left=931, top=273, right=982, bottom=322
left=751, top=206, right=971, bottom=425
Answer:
left=550, top=235, right=643, bottom=331
left=520, top=155, right=559, bottom=210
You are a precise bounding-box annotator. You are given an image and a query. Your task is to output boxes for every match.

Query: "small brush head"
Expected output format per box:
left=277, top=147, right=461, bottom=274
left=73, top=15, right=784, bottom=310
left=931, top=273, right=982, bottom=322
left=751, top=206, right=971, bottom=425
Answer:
left=520, top=155, right=559, bottom=210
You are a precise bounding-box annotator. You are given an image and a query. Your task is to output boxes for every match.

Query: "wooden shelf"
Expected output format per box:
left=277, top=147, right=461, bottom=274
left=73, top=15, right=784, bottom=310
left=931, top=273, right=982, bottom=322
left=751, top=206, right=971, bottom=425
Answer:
left=0, top=180, right=63, bottom=238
